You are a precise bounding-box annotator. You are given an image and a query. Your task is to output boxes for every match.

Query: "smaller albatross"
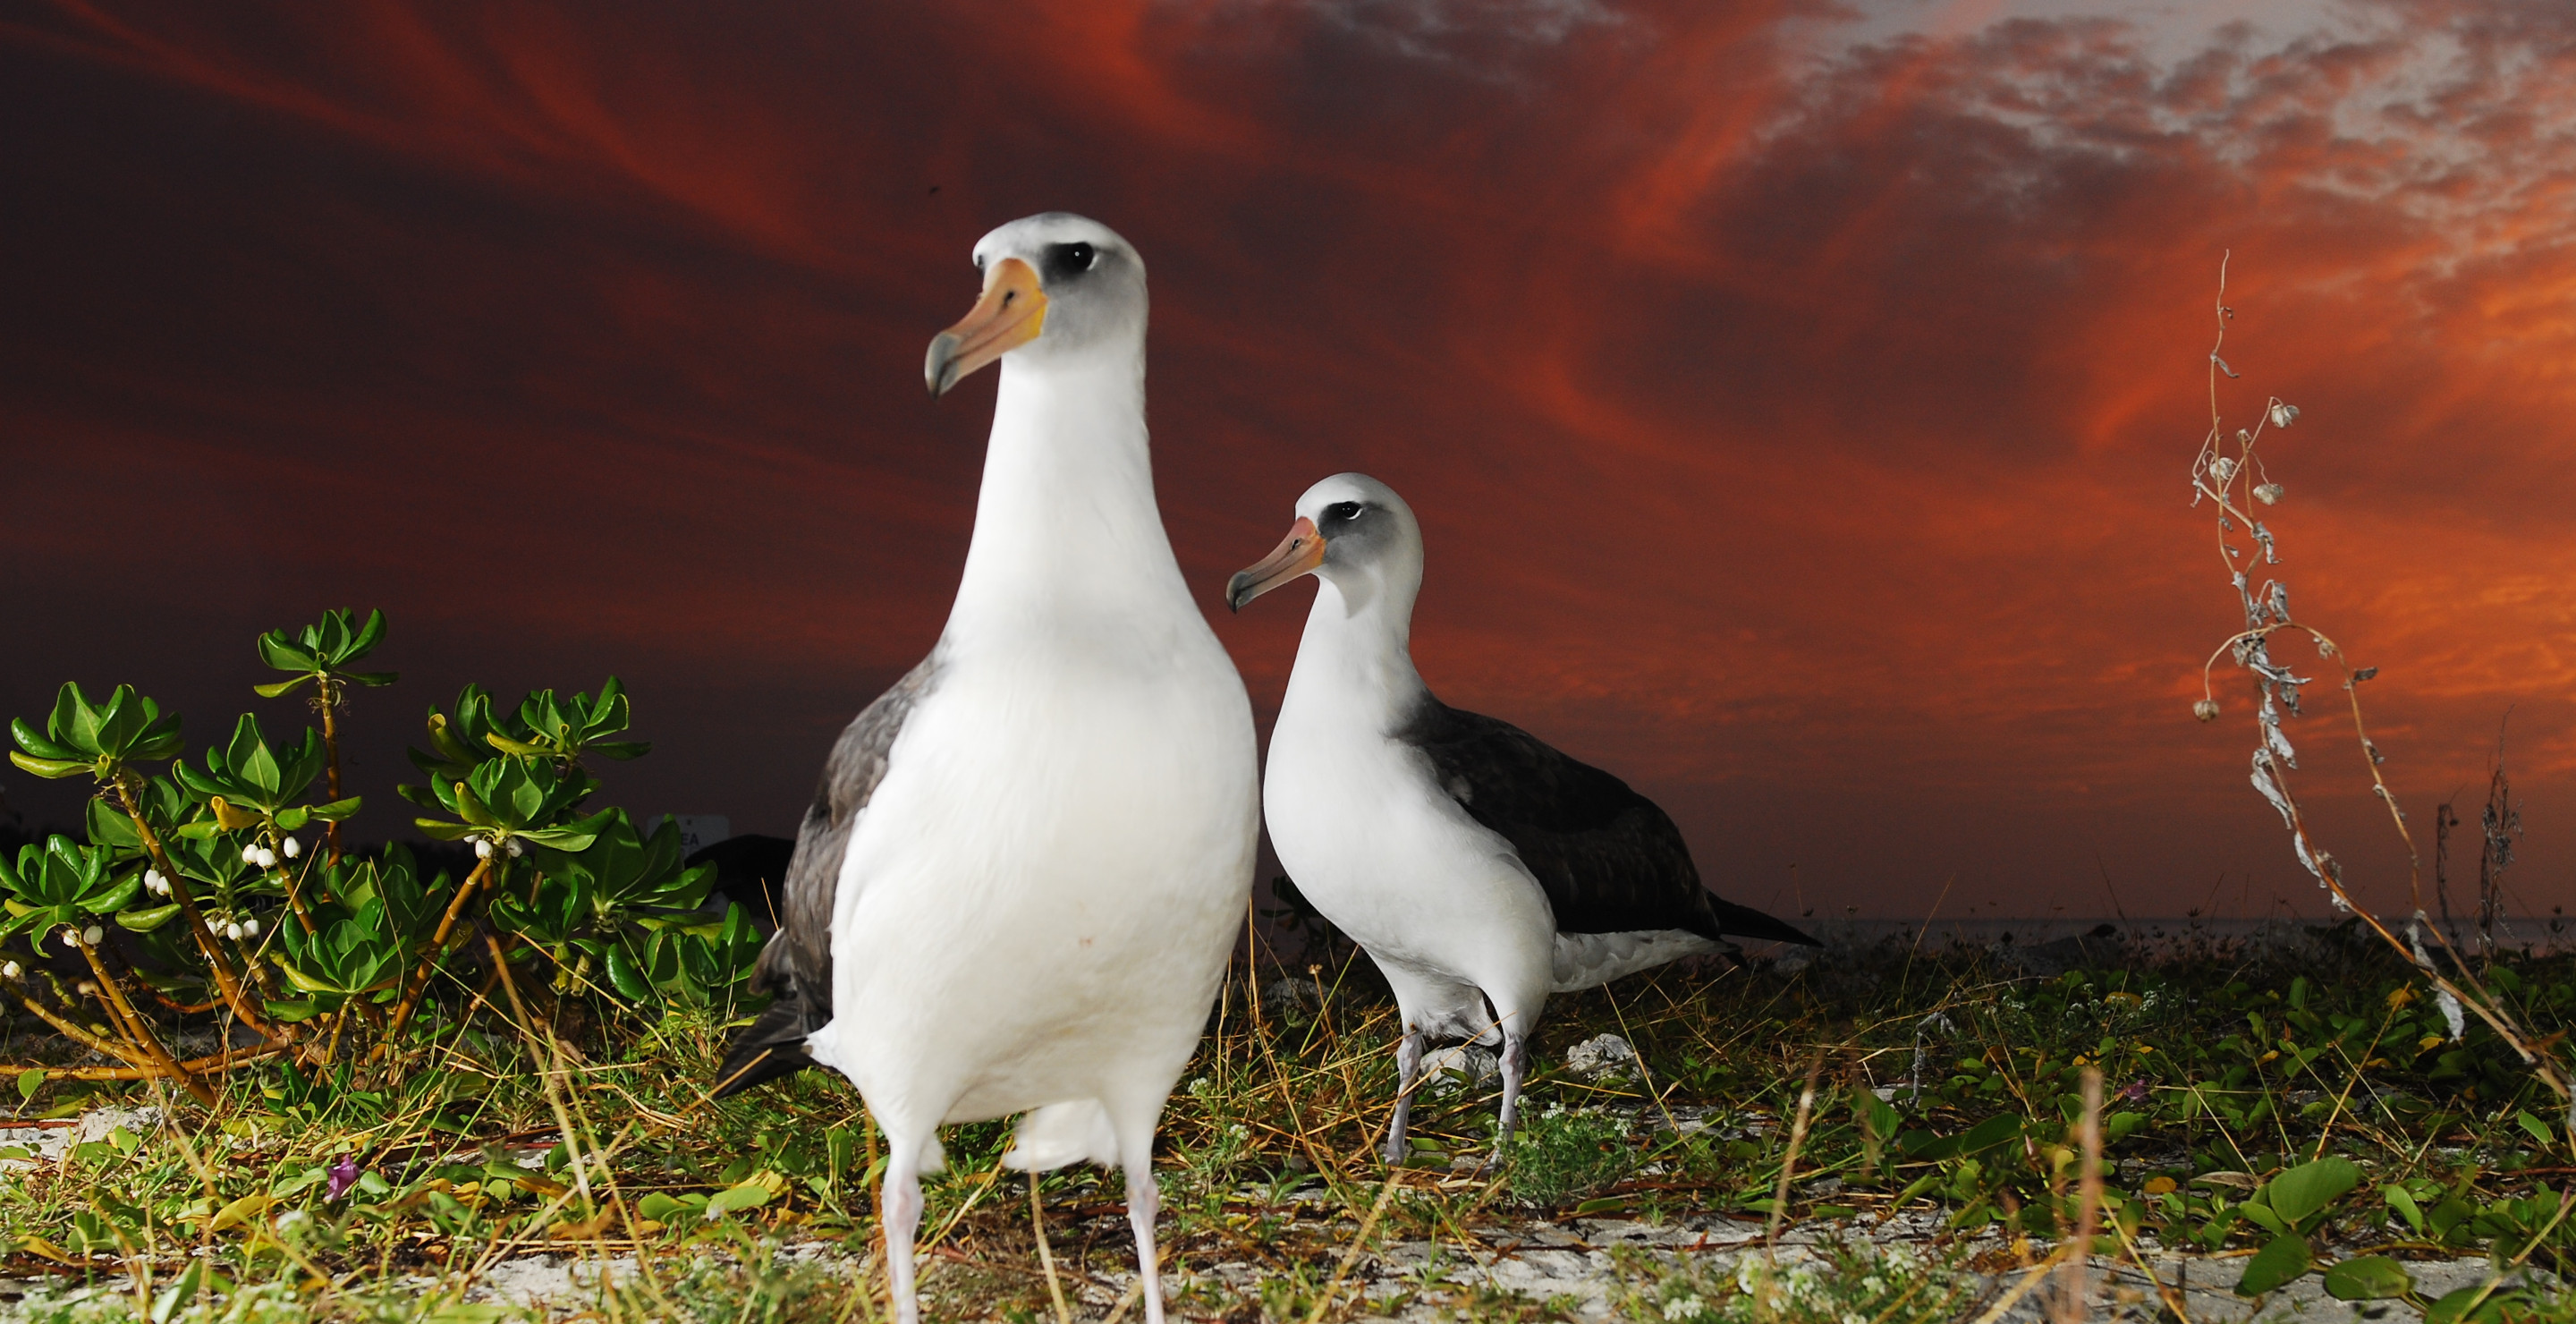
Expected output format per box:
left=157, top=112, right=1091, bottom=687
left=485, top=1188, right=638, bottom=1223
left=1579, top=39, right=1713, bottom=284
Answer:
left=1226, top=473, right=1815, bottom=1167
left=713, top=215, right=1258, bottom=1324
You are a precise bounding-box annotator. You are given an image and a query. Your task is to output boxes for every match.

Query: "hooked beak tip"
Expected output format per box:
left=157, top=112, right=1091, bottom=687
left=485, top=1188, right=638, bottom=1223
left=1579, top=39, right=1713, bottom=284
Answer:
left=925, top=334, right=962, bottom=398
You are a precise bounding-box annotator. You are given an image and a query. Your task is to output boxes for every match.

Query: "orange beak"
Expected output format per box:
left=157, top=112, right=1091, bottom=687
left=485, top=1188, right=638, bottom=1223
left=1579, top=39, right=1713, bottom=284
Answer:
left=925, top=256, right=1047, bottom=396
left=1225, top=517, right=1325, bottom=612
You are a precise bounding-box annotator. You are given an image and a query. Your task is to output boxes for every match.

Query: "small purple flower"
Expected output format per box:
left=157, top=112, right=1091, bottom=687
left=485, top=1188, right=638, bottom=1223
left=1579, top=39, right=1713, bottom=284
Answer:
left=2119, top=1078, right=2150, bottom=1105
left=326, top=1155, right=361, bottom=1201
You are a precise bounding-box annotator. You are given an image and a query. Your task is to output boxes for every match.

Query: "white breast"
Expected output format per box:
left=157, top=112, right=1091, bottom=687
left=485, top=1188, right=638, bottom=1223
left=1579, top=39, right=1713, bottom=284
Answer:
left=1263, top=692, right=1556, bottom=1030
left=809, top=620, right=1258, bottom=1127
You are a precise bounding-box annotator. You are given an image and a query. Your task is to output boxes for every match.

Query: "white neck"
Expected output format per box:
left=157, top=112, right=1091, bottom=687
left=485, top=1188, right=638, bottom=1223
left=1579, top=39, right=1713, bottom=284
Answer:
left=945, top=347, right=1193, bottom=641
left=1281, top=575, right=1428, bottom=734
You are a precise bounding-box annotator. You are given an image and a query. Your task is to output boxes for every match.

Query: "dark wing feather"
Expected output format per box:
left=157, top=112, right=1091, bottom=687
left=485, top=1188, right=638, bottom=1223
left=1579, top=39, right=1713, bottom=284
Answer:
left=713, top=652, right=940, bottom=1097
left=1396, top=699, right=1816, bottom=946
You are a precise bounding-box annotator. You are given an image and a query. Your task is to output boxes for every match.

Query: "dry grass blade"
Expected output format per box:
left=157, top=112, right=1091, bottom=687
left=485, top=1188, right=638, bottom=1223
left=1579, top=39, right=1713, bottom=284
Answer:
left=1031, top=1171, right=1072, bottom=1324
left=1306, top=1172, right=1403, bottom=1324
left=1766, top=1050, right=1826, bottom=1254
left=2056, top=1066, right=2102, bottom=1324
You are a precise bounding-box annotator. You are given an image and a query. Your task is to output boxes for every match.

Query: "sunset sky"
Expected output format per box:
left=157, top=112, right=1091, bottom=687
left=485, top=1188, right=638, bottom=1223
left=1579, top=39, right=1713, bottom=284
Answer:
left=5, top=0, right=2572, bottom=923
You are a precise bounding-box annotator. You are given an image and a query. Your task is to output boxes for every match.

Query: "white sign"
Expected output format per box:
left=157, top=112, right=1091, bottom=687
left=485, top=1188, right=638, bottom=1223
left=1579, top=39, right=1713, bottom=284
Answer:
left=651, top=815, right=732, bottom=857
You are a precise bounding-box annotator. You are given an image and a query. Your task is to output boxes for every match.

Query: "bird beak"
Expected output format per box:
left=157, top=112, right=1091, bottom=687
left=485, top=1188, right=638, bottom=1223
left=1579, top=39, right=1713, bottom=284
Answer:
left=1225, top=517, right=1325, bottom=613
left=925, top=257, right=1047, bottom=397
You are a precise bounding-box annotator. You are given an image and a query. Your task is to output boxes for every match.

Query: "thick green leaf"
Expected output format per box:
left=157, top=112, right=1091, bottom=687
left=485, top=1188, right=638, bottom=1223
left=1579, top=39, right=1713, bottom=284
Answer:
left=2322, top=1255, right=2416, bottom=1302
left=348, top=610, right=387, bottom=659
left=2267, top=1157, right=2360, bottom=1226
left=262, top=998, right=322, bottom=1023
left=306, top=796, right=363, bottom=821
left=701, top=1182, right=773, bottom=1219
left=415, top=819, right=479, bottom=842
left=2234, top=1235, right=2310, bottom=1296
left=257, top=633, right=319, bottom=674
left=251, top=677, right=313, bottom=700
left=8, top=753, right=91, bottom=779
left=606, top=943, right=652, bottom=1002
left=10, top=717, right=79, bottom=762
left=81, top=878, right=141, bottom=915
left=2426, top=1286, right=2515, bottom=1324
left=2237, top=1201, right=2290, bottom=1235
left=115, top=904, right=184, bottom=933
left=2385, top=1184, right=2426, bottom=1234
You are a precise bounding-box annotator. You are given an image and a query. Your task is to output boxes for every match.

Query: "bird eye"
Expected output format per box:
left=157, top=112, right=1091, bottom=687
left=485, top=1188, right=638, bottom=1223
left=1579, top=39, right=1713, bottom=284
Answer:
left=1046, top=242, right=1098, bottom=279
left=1325, top=502, right=1363, bottom=522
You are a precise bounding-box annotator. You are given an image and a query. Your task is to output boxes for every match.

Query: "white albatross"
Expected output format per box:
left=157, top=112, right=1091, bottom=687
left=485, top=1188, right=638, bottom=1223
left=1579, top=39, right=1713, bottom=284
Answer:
left=713, top=214, right=1258, bottom=1324
left=1225, top=473, right=1816, bottom=1168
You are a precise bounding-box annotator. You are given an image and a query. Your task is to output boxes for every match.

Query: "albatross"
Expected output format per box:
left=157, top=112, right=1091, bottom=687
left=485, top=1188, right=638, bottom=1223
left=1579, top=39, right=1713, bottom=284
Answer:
left=714, top=214, right=1258, bottom=1324
left=1226, top=473, right=1814, bottom=1167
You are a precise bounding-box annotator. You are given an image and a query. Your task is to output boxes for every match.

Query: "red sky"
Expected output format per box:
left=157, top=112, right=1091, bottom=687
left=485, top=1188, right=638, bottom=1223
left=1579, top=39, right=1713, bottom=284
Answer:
left=4, top=0, right=2572, bottom=923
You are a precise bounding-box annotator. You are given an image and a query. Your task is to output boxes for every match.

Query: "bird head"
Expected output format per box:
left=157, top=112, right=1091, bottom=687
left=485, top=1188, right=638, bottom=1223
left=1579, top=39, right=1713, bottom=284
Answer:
left=925, top=212, right=1147, bottom=396
left=1226, top=472, right=1423, bottom=615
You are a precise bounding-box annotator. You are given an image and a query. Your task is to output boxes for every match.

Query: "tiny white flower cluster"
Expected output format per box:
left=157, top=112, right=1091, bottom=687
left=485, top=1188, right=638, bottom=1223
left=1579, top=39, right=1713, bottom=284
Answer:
left=1661, top=1293, right=1705, bottom=1321
left=241, top=843, right=280, bottom=870
left=205, top=914, right=261, bottom=941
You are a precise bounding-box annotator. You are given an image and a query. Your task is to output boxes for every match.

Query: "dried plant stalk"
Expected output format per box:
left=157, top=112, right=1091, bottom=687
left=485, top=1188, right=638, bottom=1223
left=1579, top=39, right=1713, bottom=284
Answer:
left=2188, top=253, right=2571, bottom=1119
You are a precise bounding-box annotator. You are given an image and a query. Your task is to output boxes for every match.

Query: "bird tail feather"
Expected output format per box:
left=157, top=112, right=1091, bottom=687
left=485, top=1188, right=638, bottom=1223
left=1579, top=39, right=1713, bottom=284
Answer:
left=1003, top=1099, right=1120, bottom=1172
left=1709, top=899, right=1821, bottom=947
left=711, top=995, right=814, bottom=1098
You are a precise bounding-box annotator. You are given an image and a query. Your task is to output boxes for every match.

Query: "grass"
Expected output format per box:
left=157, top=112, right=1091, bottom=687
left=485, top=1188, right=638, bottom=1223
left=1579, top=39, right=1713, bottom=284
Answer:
left=11, top=919, right=2576, bottom=1320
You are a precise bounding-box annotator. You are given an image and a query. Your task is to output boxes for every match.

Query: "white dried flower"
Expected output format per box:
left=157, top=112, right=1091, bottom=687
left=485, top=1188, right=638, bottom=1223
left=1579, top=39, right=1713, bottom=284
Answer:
left=254, top=847, right=278, bottom=870
left=82, top=926, right=103, bottom=946
left=474, top=838, right=494, bottom=860
left=281, top=836, right=301, bottom=859
left=76, top=980, right=97, bottom=996
left=2193, top=699, right=2221, bottom=722
left=2268, top=401, right=2300, bottom=428
left=242, top=844, right=262, bottom=865
left=2253, top=482, right=2283, bottom=505
left=2208, top=456, right=2236, bottom=482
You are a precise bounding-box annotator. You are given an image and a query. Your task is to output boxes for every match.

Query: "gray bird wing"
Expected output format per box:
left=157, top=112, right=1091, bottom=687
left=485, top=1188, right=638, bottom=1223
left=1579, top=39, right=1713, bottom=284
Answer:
left=712, top=650, right=940, bottom=1095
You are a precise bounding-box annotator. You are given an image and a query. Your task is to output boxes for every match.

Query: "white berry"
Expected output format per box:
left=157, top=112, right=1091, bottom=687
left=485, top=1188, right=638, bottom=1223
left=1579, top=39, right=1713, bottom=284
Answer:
left=82, top=926, right=103, bottom=946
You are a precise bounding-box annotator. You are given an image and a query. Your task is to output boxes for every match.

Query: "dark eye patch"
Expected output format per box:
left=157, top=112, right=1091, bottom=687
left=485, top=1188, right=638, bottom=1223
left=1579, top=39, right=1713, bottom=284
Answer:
left=1043, top=242, right=1098, bottom=282
left=1324, top=501, right=1364, bottom=523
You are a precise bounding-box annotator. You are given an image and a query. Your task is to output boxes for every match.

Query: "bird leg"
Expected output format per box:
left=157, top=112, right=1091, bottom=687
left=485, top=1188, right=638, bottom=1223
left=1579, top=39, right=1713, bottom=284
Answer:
left=1124, top=1152, right=1166, bottom=1324
left=1381, top=1023, right=1425, bottom=1165
left=1479, top=1030, right=1530, bottom=1175
left=881, top=1142, right=926, bottom=1324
